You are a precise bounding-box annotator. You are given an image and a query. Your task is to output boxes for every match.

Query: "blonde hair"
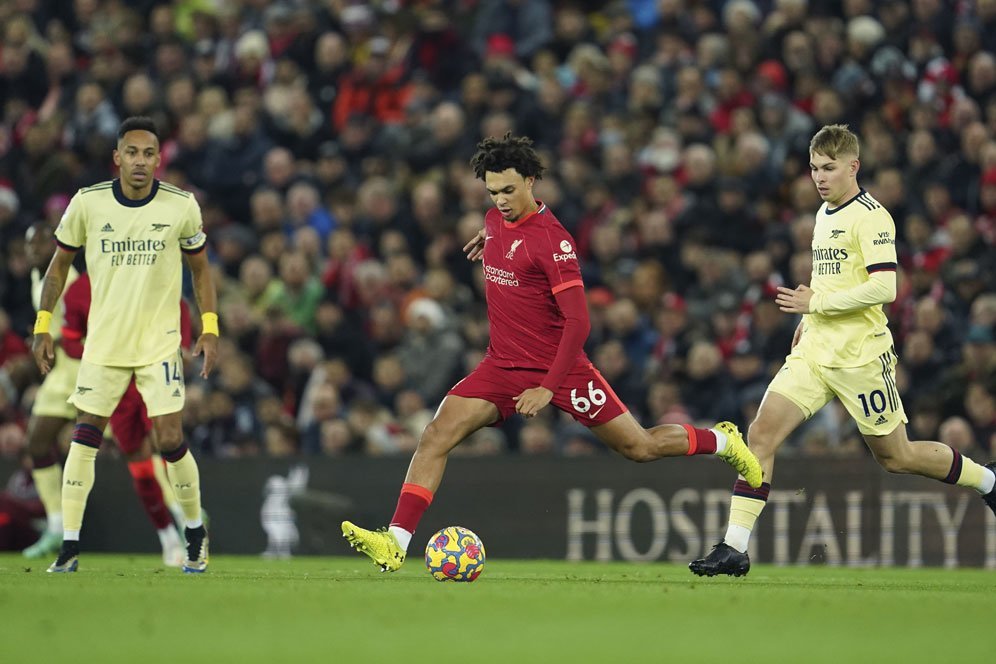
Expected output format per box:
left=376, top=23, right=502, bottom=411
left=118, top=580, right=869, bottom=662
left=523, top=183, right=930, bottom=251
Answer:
left=810, top=124, right=860, bottom=160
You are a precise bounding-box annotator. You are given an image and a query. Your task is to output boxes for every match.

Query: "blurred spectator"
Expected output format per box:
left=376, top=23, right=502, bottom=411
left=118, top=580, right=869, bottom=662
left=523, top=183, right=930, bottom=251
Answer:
left=259, top=251, right=323, bottom=334
left=396, top=298, right=464, bottom=406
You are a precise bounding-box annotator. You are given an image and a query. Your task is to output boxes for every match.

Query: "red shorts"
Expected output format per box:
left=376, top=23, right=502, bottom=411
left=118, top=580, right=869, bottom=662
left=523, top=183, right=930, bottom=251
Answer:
left=109, top=380, right=152, bottom=455
left=448, top=357, right=627, bottom=427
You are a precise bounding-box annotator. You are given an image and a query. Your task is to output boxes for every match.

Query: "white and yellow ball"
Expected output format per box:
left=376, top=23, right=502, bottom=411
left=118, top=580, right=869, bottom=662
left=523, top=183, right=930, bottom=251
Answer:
left=424, top=526, right=486, bottom=582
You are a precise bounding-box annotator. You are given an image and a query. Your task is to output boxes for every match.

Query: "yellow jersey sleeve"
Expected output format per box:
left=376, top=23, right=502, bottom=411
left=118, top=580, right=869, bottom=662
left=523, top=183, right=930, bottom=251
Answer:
left=855, top=207, right=898, bottom=274
left=55, top=189, right=89, bottom=250
left=179, top=196, right=207, bottom=254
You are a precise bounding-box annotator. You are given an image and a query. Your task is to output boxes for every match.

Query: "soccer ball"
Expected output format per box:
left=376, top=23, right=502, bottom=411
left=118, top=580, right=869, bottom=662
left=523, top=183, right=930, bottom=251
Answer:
left=424, top=526, right=486, bottom=582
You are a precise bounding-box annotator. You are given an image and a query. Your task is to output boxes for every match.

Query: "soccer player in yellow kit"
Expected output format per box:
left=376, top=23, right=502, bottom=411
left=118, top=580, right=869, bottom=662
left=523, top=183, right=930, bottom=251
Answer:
left=690, top=124, right=996, bottom=576
left=31, top=116, right=219, bottom=573
left=21, top=221, right=81, bottom=558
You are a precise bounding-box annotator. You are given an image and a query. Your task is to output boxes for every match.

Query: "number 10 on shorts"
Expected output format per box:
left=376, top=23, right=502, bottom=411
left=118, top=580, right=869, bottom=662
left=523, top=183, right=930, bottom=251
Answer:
left=571, top=381, right=607, bottom=414
left=858, top=390, right=887, bottom=417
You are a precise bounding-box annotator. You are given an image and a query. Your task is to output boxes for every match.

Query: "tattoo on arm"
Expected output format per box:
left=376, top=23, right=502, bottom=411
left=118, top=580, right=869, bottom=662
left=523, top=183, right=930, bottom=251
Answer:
left=186, top=253, right=217, bottom=315
left=39, top=253, right=73, bottom=312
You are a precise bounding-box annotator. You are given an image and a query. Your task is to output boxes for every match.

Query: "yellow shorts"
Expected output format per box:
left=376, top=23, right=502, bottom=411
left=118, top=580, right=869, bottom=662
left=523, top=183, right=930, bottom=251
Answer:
left=68, top=348, right=185, bottom=418
left=767, top=348, right=908, bottom=436
left=32, top=347, right=80, bottom=420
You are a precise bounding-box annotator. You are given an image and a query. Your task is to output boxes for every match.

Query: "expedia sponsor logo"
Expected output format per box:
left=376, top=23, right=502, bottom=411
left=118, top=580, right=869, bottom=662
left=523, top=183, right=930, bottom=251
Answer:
left=554, top=240, right=578, bottom=262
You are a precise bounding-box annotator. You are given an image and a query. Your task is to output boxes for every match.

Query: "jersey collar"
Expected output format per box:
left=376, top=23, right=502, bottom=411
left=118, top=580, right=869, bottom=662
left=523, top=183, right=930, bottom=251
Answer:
left=113, top=178, right=160, bottom=208
left=502, top=201, right=546, bottom=228
left=825, top=188, right=865, bottom=215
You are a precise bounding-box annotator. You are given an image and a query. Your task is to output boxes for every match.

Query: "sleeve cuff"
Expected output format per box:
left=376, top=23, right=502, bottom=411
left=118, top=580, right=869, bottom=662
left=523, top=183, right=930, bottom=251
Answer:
left=866, top=262, right=897, bottom=273
left=55, top=239, right=80, bottom=251
left=552, top=279, right=584, bottom=294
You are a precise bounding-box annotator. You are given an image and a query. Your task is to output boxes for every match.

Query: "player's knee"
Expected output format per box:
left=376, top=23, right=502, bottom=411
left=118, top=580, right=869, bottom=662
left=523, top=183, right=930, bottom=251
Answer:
left=156, top=429, right=183, bottom=452
left=417, top=420, right=461, bottom=455
left=26, top=433, right=52, bottom=456
left=618, top=440, right=656, bottom=463
left=875, top=452, right=910, bottom=474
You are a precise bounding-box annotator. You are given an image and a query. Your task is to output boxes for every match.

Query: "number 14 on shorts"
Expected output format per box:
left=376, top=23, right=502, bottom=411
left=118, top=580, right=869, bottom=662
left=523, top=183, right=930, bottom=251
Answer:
left=162, top=359, right=182, bottom=385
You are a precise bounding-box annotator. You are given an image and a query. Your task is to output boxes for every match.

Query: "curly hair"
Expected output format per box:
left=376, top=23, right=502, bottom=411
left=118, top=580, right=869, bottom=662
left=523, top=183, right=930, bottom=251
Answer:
left=118, top=116, right=160, bottom=142
left=470, top=132, right=545, bottom=181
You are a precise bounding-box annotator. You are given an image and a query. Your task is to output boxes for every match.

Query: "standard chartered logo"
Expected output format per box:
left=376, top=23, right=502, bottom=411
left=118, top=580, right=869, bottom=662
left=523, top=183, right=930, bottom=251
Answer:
left=101, top=237, right=169, bottom=266
left=483, top=264, right=519, bottom=287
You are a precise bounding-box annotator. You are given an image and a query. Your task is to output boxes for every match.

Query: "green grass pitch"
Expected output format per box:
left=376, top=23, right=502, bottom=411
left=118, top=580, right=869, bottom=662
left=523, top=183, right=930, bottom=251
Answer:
left=1, top=553, right=991, bottom=663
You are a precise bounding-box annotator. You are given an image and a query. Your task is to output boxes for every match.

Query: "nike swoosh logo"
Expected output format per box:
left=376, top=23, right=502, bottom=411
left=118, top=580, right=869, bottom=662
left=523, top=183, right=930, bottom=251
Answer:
left=485, top=236, right=493, bottom=240
left=590, top=406, right=604, bottom=419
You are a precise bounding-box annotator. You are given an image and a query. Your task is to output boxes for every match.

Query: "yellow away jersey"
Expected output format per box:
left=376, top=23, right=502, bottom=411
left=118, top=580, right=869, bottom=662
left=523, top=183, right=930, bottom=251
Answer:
left=32, top=264, right=79, bottom=342
left=795, top=189, right=897, bottom=367
left=54, top=179, right=206, bottom=366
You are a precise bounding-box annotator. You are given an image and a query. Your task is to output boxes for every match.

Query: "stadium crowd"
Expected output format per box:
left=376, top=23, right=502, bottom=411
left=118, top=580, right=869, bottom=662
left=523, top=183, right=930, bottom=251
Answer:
left=0, top=0, right=993, bottom=462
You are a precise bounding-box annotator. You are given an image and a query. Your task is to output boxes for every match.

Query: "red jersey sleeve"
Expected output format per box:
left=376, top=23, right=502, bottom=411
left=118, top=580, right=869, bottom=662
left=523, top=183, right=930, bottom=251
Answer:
left=536, top=223, right=584, bottom=295
left=60, top=274, right=91, bottom=359
left=179, top=299, right=193, bottom=349
left=540, top=285, right=591, bottom=392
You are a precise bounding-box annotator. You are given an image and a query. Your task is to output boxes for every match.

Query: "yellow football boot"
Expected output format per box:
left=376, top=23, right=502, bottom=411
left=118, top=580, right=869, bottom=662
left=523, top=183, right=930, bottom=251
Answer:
left=341, top=521, right=406, bottom=572
left=715, top=422, right=764, bottom=488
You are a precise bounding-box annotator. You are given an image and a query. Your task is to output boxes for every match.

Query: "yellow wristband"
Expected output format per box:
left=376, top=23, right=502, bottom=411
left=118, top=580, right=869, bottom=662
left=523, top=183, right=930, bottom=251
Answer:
left=34, top=310, right=52, bottom=335
left=201, top=312, right=219, bottom=336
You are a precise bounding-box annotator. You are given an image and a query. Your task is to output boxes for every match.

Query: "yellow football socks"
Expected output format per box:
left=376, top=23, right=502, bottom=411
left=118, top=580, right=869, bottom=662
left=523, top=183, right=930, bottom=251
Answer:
left=31, top=464, right=63, bottom=533
left=957, top=456, right=993, bottom=494
left=152, top=454, right=184, bottom=522
left=165, top=448, right=202, bottom=528
left=62, top=442, right=98, bottom=537
left=724, top=495, right=768, bottom=553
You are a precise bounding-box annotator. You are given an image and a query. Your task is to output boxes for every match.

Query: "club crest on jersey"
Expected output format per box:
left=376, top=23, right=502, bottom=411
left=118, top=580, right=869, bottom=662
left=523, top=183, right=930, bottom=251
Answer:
left=151, top=223, right=171, bottom=231
left=830, top=229, right=845, bottom=239
left=553, top=239, right=577, bottom=263
left=506, top=239, right=523, bottom=259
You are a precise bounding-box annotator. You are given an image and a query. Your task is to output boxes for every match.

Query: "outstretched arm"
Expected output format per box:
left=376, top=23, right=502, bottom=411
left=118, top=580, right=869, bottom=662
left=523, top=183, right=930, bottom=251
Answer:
left=776, top=271, right=896, bottom=316
left=32, top=248, right=76, bottom=374
left=184, top=249, right=218, bottom=378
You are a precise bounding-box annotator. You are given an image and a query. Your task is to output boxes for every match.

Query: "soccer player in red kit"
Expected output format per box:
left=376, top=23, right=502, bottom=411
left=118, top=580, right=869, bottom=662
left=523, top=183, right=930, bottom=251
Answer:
left=61, top=273, right=195, bottom=566
left=342, top=134, right=763, bottom=571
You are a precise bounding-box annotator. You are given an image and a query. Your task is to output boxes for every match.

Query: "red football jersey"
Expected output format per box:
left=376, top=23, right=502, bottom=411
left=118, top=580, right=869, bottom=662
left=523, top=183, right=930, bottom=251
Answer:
left=480, top=202, right=587, bottom=370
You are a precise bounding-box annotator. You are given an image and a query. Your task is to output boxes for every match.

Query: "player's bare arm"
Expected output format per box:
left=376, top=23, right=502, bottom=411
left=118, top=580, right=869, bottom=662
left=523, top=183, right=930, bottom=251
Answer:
left=31, top=248, right=76, bottom=374
left=463, top=228, right=487, bottom=262
left=184, top=249, right=218, bottom=378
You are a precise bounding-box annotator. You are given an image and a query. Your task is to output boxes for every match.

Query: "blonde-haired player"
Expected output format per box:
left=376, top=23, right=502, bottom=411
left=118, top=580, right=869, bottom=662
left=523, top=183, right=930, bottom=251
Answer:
left=690, top=124, right=996, bottom=576
left=31, top=116, right=218, bottom=573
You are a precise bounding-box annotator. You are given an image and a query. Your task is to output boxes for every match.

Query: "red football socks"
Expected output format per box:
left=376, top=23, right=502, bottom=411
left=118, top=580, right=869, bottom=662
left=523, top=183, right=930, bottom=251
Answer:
left=682, top=425, right=719, bottom=455
left=390, top=483, right=434, bottom=534
left=128, top=459, right=173, bottom=530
